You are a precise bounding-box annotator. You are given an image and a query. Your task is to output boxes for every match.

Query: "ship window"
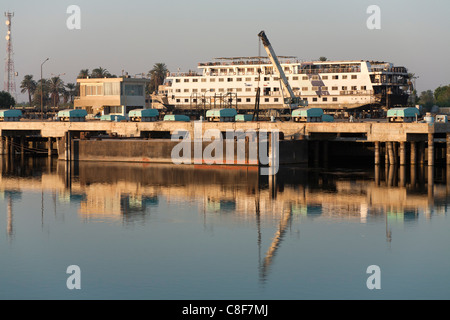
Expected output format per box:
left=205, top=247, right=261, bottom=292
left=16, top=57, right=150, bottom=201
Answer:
left=342, top=75, right=348, bottom=79
left=201, top=89, right=207, bottom=92
left=245, top=77, right=251, bottom=81
left=302, top=76, right=308, bottom=80
left=219, top=88, right=224, bottom=92
left=342, top=86, right=348, bottom=90
left=192, top=89, right=198, bottom=93
left=312, top=86, right=319, bottom=91
left=312, top=75, right=319, bottom=80
left=361, top=86, right=366, bottom=90
left=236, top=78, right=242, bottom=81
left=236, top=88, right=242, bottom=92
left=293, top=76, right=299, bottom=80
left=237, top=98, right=242, bottom=102
left=245, top=88, right=252, bottom=92
left=352, top=75, right=357, bottom=79
left=351, top=86, right=357, bottom=90
left=246, top=98, right=251, bottom=102
left=322, top=86, right=328, bottom=91
left=176, top=89, right=181, bottom=93
left=184, top=89, right=189, bottom=92
left=302, top=87, right=308, bottom=91
left=176, top=79, right=180, bottom=83
left=323, top=97, right=327, bottom=102
left=176, top=99, right=180, bottom=102
left=192, top=79, right=198, bottom=82
left=313, top=97, right=317, bottom=102
left=210, top=78, right=215, bottom=82
left=274, top=98, right=279, bottom=102
left=201, top=78, right=206, bottom=82
left=332, top=75, right=339, bottom=80
left=184, top=79, right=189, bottom=82
left=264, top=77, right=270, bottom=81
left=333, top=97, right=338, bottom=102
left=227, top=78, right=233, bottom=82
left=322, top=76, right=328, bottom=80
left=265, top=98, right=270, bottom=102
left=332, top=86, right=338, bottom=91
left=184, top=99, right=189, bottom=102
left=219, top=78, right=224, bottom=82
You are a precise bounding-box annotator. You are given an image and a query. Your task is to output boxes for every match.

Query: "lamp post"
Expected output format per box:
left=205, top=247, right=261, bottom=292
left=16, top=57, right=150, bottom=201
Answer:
left=41, top=58, right=49, bottom=119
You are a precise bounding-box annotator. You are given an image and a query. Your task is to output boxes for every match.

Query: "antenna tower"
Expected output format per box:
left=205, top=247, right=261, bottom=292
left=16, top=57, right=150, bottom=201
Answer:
left=4, top=11, right=17, bottom=101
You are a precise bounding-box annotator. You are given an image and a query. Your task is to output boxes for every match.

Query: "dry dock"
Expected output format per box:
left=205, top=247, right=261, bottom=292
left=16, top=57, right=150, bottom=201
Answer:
left=0, top=120, right=449, bottom=167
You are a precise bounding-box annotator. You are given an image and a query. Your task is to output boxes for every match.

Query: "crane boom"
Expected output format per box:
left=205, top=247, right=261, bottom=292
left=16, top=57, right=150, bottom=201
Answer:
left=258, top=31, right=307, bottom=109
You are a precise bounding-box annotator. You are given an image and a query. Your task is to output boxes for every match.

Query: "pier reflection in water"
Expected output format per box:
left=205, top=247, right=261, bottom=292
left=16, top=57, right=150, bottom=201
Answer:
left=1, top=155, right=450, bottom=299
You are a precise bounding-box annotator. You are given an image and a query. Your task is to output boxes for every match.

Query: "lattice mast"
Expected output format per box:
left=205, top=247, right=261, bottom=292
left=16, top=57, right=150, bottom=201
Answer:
left=4, top=11, right=17, bottom=100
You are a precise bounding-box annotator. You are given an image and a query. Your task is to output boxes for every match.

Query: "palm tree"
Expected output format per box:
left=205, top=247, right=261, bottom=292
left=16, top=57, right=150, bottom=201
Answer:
left=91, top=67, right=112, bottom=78
left=20, top=75, right=37, bottom=107
left=78, top=69, right=90, bottom=79
left=33, top=79, right=50, bottom=109
left=48, top=76, right=65, bottom=109
left=147, top=63, right=169, bottom=94
left=65, top=83, right=77, bottom=104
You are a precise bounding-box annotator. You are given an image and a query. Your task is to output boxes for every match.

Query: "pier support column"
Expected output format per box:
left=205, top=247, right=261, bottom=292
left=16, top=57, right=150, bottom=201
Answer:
left=48, top=137, right=53, bottom=157
left=446, top=133, right=450, bottom=166
left=374, top=141, right=380, bottom=166
left=410, top=141, right=416, bottom=166
left=387, top=142, right=395, bottom=165
left=428, top=133, right=434, bottom=166
left=0, top=136, right=4, bottom=155
left=384, top=142, right=389, bottom=166
left=400, top=141, right=406, bottom=166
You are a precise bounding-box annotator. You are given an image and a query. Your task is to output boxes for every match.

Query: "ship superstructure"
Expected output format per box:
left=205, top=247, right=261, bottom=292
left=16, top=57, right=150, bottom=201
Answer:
left=160, top=57, right=410, bottom=116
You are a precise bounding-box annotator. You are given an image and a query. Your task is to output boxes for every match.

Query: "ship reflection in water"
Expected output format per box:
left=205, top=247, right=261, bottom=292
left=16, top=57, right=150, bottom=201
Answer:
left=1, top=156, right=450, bottom=299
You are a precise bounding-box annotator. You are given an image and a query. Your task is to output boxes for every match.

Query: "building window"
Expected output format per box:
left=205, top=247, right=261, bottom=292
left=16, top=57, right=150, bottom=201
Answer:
left=342, top=86, right=348, bottom=90
left=342, top=75, right=348, bottom=79
left=124, top=84, right=143, bottom=96
left=322, top=86, right=328, bottom=91
left=210, top=78, right=215, bottom=82
left=302, top=76, right=308, bottom=80
left=265, top=98, right=270, bottom=102
left=312, top=86, right=319, bottom=91
left=236, top=78, right=242, bottom=81
left=184, top=89, right=189, bottom=92
left=332, top=86, right=338, bottom=91
left=361, top=86, right=366, bottom=90
left=332, top=75, right=339, bottom=80
left=293, top=76, right=299, bottom=80
left=184, top=79, right=189, bottom=82
left=201, top=78, right=206, bottom=82
left=323, top=97, right=327, bottom=102
left=351, top=86, right=357, bottom=90
left=104, top=82, right=120, bottom=96
left=219, top=78, right=224, bottom=82
left=302, top=87, right=308, bottom=91
left=176, top=79, right=180, bottom=83
left=176, top=99, right=180, bottom=103
left=322, top=75, right=328, bottom=80
left=352, top=75, right=357, bottom=79
left=333, top=97, right=338, bottom=102
left=274, top=98, right=279, bottom=102
left=227, top=78, right=233, bottom=82
left=246, top=98, right=251, bottom=102
left=313, top=97, right=317, bottom=102
left=245, top=77, right=252, bottom=81
left=184, top=99, right=189, bottom=103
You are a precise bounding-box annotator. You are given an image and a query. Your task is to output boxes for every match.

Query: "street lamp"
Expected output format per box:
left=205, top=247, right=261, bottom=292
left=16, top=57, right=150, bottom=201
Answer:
left=41, top=58, right=49, bottom=119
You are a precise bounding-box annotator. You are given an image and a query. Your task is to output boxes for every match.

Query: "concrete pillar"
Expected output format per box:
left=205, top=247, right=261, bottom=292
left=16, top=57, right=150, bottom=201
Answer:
left=428, top=133, right=434, bottom=166
left=48, top=137, right=53, bottom=157
left=447, top=133, right=450, bottom=166
left=374, top=141, right=380, bottom=165
left=323, top=140, right=328, bottom=167
left=384, top=142, right=389, bottom=166
left=0, top=136, right=4, bottom=155
left=400, top=141, right=406, bottom=166
left=388, top=142, right=395, bottom=165
left=410, top=141, right=416, bottom=165
left=314, top=140, right=320, bottom=166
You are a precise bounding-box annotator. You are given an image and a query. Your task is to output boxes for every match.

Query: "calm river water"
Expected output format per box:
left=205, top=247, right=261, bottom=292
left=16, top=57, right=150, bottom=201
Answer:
left=1, top=157, right=449, bottom=300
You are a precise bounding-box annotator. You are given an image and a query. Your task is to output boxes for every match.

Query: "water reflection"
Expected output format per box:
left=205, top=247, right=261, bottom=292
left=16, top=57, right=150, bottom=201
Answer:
left=1, top=155, right=450, bottom=285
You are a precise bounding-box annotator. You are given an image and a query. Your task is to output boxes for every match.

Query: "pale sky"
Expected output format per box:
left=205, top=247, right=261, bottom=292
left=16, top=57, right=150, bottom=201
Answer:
left=1, top=0, right=449, bottom=102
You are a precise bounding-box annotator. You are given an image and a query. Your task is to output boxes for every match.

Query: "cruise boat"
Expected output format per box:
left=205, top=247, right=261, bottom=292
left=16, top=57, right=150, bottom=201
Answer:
left=156, top=56, right=411, bottom=117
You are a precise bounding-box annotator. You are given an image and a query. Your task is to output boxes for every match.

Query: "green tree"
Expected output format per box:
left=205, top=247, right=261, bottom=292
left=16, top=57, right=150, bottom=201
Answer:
left=91, top=67, right=112, bottom=78
left=319, top=56, right=327, bottom=61
left=147, top=63, right=169, bottom=94
left=434, top=85, right=450, bottom=108
left=48, top=76, right=65, bottom=109
left=33, top=79, right=50, bottom=109
left=0, top=91, right=16, bottom=108
left=418, top=90, right=435, bottom=110
left=78, top=69, right=90, bottom=79
left=20, top=74, right=37, bottom=107
left=65, top=83, right=77, bottom=104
